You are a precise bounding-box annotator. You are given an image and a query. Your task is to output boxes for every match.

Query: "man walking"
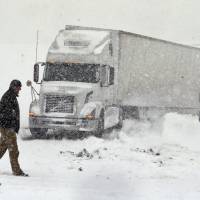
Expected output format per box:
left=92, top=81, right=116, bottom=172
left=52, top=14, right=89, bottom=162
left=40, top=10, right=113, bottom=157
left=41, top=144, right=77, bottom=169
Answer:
left=0, top=80, right=28, bottom=176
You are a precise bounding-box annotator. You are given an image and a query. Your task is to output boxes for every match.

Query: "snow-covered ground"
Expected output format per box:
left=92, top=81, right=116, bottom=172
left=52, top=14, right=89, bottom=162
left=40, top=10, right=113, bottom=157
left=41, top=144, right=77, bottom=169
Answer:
left=1, top=113, right=200, bottom=200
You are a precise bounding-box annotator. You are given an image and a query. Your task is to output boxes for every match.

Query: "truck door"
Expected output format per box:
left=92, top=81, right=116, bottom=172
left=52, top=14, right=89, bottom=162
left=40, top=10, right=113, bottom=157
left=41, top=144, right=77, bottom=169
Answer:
left=100, top=65, right=115, bottom=105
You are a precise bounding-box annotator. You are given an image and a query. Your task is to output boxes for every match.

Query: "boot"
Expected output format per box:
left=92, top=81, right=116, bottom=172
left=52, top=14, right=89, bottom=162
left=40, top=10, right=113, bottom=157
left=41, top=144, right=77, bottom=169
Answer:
left=13, top=170, right=29, bottom=177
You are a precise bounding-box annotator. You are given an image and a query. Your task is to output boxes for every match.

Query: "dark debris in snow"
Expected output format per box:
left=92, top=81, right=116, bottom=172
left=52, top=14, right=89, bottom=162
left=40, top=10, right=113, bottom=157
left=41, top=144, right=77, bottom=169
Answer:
left=78, top=167, right=83, bottom=171
left=77, top=148, right=93, bottom=158
left=133, top=147, right=161, bottom=156
left=59, top=148, right=102, bottom=159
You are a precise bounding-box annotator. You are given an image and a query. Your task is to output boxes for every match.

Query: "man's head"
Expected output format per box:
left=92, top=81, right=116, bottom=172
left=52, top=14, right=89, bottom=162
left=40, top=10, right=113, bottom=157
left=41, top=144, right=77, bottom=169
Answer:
left=9, top=79, right=22, bottom=96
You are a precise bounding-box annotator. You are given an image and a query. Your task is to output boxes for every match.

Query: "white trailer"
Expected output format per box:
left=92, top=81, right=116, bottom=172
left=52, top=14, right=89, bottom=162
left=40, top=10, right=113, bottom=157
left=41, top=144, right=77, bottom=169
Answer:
left=117, top=32, right=200, bottom=118
left=28, top=25, right=200, bottom=138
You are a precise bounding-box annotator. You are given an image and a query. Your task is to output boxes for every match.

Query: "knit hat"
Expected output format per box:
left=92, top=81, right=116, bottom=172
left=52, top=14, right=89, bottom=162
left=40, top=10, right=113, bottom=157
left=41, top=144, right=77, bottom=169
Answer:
left=9, top=79, right=22, bottom=89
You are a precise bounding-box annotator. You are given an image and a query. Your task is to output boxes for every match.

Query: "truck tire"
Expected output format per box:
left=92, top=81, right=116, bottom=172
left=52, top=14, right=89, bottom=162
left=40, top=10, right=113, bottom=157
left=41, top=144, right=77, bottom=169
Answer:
left=115, top=108, right=123, bottom=130
left=30, top=128, right=48, bottom=139
left=94, top=111, right=104, bottom=138
left=199, top=112, right=200, bottom=122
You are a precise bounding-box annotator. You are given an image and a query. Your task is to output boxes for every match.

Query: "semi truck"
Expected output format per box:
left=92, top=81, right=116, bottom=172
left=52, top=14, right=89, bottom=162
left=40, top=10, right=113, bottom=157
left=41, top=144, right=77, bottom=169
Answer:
left=28, top=25, right=200, bottom=138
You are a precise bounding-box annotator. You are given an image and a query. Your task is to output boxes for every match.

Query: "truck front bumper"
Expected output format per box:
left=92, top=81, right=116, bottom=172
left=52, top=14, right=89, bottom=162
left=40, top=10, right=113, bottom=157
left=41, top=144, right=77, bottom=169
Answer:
left=29, top=116, right=98, bottom=132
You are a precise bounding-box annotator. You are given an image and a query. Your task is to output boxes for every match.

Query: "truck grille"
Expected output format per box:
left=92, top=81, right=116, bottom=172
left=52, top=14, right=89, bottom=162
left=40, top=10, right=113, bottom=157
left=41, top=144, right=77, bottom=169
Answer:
left=45, top=95, right=74, bottom=113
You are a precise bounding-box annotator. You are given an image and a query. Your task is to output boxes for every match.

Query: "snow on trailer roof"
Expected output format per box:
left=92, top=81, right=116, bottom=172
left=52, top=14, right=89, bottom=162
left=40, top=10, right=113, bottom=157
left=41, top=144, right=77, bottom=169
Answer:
left=65, top=25, right=116, bottom=32
left=48, top=28, right=110, bottom=55
left=48, top=25, right=200, bottom=62
left=64, top=25, right=200, bottom=51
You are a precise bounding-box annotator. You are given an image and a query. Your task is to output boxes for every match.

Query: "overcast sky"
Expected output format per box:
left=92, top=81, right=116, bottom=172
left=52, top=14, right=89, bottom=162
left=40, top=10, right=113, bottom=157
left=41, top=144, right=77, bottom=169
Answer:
left=1, top=0, right=200, bottom=45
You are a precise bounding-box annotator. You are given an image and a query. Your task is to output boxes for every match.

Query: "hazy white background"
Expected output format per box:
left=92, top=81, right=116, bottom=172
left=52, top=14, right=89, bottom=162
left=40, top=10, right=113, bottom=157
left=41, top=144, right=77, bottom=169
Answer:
left=1, top=2, right=200, bottom=199
left=1, top=0, right=200, bottom=126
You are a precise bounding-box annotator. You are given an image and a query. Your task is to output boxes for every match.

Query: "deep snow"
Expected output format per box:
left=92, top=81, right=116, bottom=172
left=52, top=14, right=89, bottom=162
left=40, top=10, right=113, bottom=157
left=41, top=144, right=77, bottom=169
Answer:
left=1, top=1, right=200, bottom=199
left=1, top=113, right=200, bottom=200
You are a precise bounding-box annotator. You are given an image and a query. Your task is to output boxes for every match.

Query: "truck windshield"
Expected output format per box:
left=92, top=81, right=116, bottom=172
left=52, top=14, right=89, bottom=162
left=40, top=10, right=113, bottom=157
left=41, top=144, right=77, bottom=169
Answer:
left=43, top=63, right=100, bottom=83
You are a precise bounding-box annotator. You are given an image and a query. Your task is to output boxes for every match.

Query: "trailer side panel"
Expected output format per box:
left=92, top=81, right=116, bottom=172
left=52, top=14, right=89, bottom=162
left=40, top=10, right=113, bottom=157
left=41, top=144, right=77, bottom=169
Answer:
left=117, top=32, right=200, bottom=111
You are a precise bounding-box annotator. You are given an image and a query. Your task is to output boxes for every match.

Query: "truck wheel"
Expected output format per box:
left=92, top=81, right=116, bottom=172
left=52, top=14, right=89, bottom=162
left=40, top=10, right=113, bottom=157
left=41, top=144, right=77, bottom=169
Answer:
left=30, top=128, right=48, bottom=139
left=115, top=109, right=123, bottom=130
left=77, top=131, right=85, bottom=139
left=199, top=112, right=200, bottom=122
left=94, top=112, right=104, bottom=138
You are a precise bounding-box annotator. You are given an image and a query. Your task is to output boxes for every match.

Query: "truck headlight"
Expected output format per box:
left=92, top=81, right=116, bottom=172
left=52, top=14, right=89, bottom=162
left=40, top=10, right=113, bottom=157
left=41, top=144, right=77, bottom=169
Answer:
left=84, top=109, right=96, bottom=120
left=29, top=112, right=37, bottom=117
left=29, top=100, right=40, bottom=117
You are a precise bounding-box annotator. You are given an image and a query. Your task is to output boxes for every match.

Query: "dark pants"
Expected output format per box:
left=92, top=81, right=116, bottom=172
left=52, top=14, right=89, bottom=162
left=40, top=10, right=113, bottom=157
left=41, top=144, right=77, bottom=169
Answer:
left=0, top=128, right=22, bottom=174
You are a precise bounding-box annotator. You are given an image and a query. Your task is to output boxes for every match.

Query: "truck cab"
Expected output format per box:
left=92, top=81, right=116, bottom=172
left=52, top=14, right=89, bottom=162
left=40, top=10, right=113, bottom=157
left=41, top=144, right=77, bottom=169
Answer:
left=28, top=26, right=123, bottom=138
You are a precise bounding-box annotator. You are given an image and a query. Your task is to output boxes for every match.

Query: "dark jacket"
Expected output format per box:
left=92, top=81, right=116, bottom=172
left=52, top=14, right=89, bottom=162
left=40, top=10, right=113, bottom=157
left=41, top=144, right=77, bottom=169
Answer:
left=0, top=88, right=20, bottom=133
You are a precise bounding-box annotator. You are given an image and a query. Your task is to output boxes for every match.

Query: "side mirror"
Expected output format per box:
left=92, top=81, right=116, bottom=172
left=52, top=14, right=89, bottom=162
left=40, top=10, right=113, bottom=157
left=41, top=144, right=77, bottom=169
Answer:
left=33, top=64, right=39, bottom=83
left=26, top=80, right=32, bottom=87
left=100, top=65, right=110, bottom=87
